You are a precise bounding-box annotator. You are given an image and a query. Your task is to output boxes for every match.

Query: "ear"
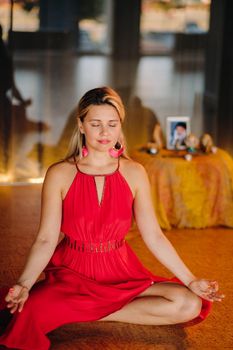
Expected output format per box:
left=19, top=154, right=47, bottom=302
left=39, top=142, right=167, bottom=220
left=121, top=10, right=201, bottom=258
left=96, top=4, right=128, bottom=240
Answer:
left=77, top=118, right=84, bottom=134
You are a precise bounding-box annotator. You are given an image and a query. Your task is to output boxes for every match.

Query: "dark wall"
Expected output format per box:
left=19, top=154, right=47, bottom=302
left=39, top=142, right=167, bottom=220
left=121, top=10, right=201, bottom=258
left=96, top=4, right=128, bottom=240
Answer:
left=39, top=0, right=76, bottom=31
left=204, top=0, right=233, bottom=153
left=112, top=0, right=141, bottom=59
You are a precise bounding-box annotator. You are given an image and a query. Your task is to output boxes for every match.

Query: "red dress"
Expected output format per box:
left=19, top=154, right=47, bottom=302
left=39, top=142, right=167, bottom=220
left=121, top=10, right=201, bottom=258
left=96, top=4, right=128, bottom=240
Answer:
left=0, top=159, right=212, bottom=350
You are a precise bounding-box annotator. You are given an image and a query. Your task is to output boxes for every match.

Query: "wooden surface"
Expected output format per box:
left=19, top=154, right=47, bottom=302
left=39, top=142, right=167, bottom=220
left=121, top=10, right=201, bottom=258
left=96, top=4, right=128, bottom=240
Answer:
left=0, top=184, right=232, bottom=349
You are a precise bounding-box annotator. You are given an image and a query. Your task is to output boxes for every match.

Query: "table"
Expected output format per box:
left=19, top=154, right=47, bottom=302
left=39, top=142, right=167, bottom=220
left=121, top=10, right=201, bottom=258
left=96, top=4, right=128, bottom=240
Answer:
left=131, top=148, right=233, bottom=230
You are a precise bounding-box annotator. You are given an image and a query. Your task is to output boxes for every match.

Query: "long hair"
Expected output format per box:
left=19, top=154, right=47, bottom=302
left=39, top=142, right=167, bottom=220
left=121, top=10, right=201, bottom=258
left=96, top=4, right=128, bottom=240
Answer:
left=64, top=86, right=129, bottom=161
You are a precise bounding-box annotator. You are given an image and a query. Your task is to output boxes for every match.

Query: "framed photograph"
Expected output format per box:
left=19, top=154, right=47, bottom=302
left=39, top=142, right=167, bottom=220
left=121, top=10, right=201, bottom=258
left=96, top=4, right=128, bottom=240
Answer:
left=166, top=116, right=190, bottom=150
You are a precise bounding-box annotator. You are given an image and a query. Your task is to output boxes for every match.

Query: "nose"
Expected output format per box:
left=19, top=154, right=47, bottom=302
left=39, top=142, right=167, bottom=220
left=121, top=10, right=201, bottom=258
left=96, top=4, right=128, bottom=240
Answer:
left=100, top=124, right=109, bottom=135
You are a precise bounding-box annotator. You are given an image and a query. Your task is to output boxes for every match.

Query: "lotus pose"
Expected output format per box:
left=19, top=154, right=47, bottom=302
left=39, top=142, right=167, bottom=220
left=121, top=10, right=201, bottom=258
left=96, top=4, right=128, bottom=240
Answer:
left=0, top=87, right=224, bottom=350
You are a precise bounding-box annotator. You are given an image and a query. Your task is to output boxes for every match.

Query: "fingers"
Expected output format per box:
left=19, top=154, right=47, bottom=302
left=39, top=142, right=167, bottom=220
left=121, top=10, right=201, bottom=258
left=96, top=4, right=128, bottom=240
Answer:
left=207, top=280, right=219, bottom=291
left=199, top=280, right=219, bottom=294
left=201, top=291, right=225, bottom=302
left=5, top=287, right=15, bottom=302
left=5, top=294, right=12, bottom=303
left=5, top=287, right=17, bottom=303
left=10, top=304, right=18, bottom=314
left=202, top=295, right=224, bottom=302
left=7, top=299, right=26, bottom=313
left=5, top=286, right=29, bottom=313
left=6, top=300, right=19, bottom=313
left=210, top=281, right=219, bottom=292
left=18, top=300, right=26, bottom=313
left=190, top=279, right=225, bottom=302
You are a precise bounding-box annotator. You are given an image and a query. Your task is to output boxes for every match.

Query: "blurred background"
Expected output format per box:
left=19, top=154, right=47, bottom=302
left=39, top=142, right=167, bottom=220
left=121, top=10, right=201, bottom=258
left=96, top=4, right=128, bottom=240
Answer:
left=0, top=0, right=232, bottom=182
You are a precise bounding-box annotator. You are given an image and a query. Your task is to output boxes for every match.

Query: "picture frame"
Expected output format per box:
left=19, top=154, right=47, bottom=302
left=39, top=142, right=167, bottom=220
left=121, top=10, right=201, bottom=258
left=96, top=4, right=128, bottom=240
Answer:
left=166, top=116, right=190, bottom=150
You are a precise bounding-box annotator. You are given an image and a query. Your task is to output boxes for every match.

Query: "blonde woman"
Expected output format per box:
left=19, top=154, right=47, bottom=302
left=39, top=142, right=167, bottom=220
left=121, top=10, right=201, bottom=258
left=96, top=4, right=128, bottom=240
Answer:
left=0, top=87, right=224, bottom=350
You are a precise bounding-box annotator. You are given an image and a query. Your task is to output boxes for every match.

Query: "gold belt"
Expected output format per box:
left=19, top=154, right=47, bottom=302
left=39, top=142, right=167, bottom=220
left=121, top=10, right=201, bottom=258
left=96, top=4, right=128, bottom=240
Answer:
left=64, top=236, right=126, bottom=253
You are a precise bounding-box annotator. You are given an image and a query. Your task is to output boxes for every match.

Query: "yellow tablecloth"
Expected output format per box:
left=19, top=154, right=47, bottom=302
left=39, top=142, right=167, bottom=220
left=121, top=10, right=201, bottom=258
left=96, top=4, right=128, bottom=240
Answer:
left=131, top=148, right=233, bottom=230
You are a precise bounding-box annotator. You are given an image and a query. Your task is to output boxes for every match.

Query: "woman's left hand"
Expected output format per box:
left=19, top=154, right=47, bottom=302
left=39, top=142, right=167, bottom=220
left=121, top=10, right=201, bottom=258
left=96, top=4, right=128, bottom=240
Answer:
left=188, top=279, right=225, bottom=302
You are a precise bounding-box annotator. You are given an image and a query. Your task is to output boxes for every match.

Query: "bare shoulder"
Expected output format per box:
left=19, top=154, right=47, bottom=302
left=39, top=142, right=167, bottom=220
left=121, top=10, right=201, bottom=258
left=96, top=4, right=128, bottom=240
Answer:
left=43, top=159, right=77, bottom=196
left=120, top=157, right=147, bottom=178
left=45, top=160, right=70, bottom=180
left=120, top=158, right=149, bottom=196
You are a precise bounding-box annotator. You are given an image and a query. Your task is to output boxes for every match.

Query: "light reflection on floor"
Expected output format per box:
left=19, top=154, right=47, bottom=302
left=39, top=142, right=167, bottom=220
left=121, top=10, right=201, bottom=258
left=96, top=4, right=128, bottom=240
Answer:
left=2, top=52, right=205, bottom=181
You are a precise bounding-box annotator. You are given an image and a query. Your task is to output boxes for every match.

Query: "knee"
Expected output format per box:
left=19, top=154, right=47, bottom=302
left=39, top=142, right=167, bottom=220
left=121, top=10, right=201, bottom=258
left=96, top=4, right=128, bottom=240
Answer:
left=171, top=289, right=202, bottom=324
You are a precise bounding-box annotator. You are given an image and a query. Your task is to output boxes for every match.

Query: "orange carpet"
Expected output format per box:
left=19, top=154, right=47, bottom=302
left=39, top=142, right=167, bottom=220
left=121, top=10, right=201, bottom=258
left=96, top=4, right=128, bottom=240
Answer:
left=0, top=184, right=232, bottom=349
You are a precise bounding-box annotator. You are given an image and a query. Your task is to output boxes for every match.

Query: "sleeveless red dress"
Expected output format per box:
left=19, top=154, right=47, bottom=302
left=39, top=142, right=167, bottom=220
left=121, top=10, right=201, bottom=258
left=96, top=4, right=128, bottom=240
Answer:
left=0, top=159, right=212, bottom=350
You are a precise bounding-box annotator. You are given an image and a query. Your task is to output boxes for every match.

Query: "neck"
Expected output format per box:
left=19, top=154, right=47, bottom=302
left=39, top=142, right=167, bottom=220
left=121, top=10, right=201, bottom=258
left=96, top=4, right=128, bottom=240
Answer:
left=81, top=151, right=117, bottom=167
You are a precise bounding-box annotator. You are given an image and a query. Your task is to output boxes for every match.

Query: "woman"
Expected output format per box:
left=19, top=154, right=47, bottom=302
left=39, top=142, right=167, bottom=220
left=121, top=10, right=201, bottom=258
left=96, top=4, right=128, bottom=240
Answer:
left=0, top=87, right=224, bottom=350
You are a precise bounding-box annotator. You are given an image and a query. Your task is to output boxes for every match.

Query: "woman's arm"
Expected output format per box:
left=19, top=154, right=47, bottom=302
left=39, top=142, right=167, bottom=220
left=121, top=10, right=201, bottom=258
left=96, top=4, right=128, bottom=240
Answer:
left=132, top=163, right=224, bottom=302
left=16, top=164, right=63, bottom=290
left=133, top=164, right=224, bottom=301
left=132, top=163, right=199, bottom=286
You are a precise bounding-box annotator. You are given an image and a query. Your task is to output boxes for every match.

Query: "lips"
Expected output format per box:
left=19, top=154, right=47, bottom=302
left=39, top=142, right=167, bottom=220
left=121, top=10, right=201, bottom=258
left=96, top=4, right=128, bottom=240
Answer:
left=98, top=140, right=111, bottom=144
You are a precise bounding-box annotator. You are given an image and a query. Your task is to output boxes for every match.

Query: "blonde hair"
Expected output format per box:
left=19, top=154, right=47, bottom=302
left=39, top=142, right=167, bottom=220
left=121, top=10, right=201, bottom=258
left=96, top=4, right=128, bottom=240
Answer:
left=64, top=86, right=129, bottom=161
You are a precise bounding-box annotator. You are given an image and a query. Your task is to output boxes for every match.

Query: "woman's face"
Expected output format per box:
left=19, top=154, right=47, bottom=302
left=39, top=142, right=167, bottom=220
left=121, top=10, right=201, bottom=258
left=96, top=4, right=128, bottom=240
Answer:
left=78, top=104, right=122, bottom=152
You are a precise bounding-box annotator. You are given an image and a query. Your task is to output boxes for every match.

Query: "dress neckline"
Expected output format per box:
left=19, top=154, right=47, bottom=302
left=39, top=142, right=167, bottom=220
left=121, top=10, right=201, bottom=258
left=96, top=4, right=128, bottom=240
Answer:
left=73, top=156, right=120, bottom=177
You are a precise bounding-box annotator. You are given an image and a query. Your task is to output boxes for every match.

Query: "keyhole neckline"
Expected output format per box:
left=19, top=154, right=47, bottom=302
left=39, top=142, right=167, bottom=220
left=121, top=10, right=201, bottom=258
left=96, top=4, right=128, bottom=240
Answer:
left=93, top=176, right=106, bottom=207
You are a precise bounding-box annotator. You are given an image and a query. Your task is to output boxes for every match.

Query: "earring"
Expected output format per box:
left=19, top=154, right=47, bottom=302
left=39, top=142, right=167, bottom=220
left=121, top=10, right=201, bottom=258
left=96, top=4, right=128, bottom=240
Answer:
left=82, top=145, right=88, bottom=157
left=109, top=142, right=124, bottom=158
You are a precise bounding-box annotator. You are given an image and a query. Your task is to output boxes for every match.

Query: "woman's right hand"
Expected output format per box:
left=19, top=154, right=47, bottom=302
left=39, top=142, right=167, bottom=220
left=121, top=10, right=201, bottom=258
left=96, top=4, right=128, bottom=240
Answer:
left=5, top=284, right=30, bottom=313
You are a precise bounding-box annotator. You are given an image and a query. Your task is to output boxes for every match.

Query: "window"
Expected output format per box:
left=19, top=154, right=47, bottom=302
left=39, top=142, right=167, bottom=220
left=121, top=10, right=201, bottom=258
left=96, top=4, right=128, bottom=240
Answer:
left=140, top=0, right=211, bottom=54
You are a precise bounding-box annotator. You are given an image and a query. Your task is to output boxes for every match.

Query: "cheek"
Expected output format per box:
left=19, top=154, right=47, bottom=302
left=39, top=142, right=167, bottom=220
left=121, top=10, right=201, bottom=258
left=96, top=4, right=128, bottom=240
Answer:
left=111, top=126, right=121, bottom=135
left=84, top=126, right=98, bottom=137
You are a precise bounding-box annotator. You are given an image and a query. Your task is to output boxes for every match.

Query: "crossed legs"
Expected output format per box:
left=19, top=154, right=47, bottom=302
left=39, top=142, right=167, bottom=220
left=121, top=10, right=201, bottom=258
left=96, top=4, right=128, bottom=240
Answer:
left=98, top=282, right=202, bottom=325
